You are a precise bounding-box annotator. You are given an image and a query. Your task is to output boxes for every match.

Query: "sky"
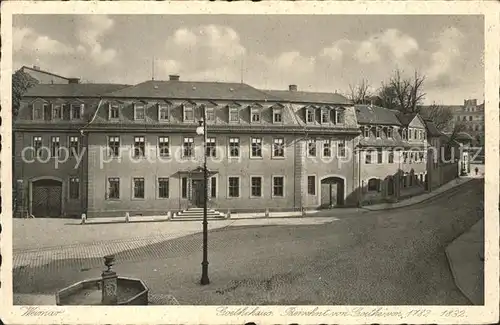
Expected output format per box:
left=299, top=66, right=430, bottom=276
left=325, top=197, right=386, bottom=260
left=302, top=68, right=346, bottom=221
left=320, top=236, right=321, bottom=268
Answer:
left=13, top=14, right=484, bottom=105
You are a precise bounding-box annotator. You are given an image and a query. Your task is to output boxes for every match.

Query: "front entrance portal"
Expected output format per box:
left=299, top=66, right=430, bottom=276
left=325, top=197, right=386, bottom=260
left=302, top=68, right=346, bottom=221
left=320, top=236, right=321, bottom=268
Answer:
left=191, top=179, right=205, bottom=208
left=32, top=179, right=62, bottom=217
left=320, top=177, right=345, bottom=208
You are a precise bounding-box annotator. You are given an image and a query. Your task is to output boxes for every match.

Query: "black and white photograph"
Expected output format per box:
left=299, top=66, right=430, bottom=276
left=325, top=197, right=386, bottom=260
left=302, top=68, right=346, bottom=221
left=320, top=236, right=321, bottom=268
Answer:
left=1, top=1, right=498, bottom=324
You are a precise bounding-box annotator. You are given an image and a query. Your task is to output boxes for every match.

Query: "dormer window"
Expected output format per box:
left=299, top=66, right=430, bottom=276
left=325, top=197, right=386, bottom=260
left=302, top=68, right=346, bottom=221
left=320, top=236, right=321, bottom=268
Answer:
left=158, top=103, right=170, bottom=121
left=321, top=109, right=329, bottom=124
left=330, top=107, right=345, bottom=124
left=32, top=102, right=45, bottom=120
left=134, top=104, right=145, bottom=120
left=70, top=104, right=83, bottom=120
left=206, top=107, right=215, bottom=121
left=273, top=107, right=283, bottom=123
left=387, top=127, right=393, bottom=138
left=52, top=104, right=62, bottom=120
left=229, top=106, right=239, bottom=123
left=183, top=104, right=194, bottom=122
left=251, top=107, right=261, bottom=123
left=109, top=104, right=120, bottom=120
left=402, top=128, right=408, bottom=140
left=363, top=126, right=370, bottom=138
left=375, top=127, right=381, bottom=138
left=306, top=108, right=315, bottom=123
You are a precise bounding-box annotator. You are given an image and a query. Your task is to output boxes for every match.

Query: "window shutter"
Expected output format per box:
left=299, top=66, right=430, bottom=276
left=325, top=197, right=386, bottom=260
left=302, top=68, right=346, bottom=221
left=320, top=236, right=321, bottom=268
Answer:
left=44, top=104, right=52, bottom=120
left=29, top=103, right=34, bottom=120
left=157, top=103, right=160, bottom=121
left=80, top=104, right=85, bottom=118
left=63, top=104, right=70, bottom=120
left=108, top=103, right=111, bottom=120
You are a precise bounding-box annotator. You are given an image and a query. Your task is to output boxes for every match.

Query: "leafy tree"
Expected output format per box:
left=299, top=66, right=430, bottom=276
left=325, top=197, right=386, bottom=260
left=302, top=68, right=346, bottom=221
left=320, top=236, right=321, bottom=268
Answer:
left=12, top=69, right=39, bottom=118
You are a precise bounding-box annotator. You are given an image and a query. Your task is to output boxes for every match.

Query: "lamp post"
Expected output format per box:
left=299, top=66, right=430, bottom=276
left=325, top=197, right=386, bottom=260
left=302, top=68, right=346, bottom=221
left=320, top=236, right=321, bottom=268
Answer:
left=196, top=105, right=210, bottom=285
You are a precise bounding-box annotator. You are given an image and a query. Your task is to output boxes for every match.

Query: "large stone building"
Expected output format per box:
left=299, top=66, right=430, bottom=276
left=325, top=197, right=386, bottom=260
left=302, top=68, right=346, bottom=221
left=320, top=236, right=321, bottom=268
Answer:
left=19, top=65, right=77, bottom=85
left=449, top=99, right=485, bottom=146
left=13, top=75, right=457, bottom=218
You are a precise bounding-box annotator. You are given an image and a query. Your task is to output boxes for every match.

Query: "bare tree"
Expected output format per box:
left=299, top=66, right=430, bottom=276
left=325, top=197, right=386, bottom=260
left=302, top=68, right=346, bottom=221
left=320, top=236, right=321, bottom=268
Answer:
left=375, top=69, right=426, bottom=113
left=348, top=79, right=371, bottom=104
left=418, top=103, right=454, bottom=132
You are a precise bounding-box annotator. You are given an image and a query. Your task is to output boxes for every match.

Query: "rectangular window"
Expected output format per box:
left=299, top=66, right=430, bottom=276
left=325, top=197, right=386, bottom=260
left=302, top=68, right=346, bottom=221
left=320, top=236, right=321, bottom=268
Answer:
left=50, top=136, right=60, bottom=158
left=158, top=104, right=169, bottom=121
left=229, top=108, right=239, bottom=122
left=183, top=106, right=194, bottom=122
left=181, top=177, right=188, bottom=198
left=363, top=127, right=370, bottom=138
left=251, top=137, right=262, bottom=157
left=321, top=110, right=329, bottom=123
left=251, top=177, right=262, bottom=197
left=183, top=137, right=194, bottom=157
left=273, top=176, right=284, bottom=197
left=133, top=136, right=145, bottom=158
left=110, top=104, right=120, bottom=119
left=228, top=177, right=240, bottom=198
left=306, top=109, right=315, bottom=123
left=307, top=176, right=316, bottom=195
left=337, top=140, right=346, bottom=158
left=307, top=139, right=317, bottom=157
left=33, top=103, right=44, bottom=120
left=251, top=108, right=261, bottom=123
left=158, top=178, right=169, bottom=198
left=158, top=136, right=170, bottom=157
left=133, top=177, right=145, bottom=199
left=206, top=137, right=216, bottom=157
left=273, top=138, right=285, bottom=157
left=52, top=104, right=62, bottom=119
left=69, top=177, right=80, bottom=199
left=210, top=177, right=217, bottom=198
left=229, top=137, right=240, bottom=157
left=402, top=128, right=407, bottom=140
left=375, top=127, right=381, bottom=138
left=377, top=149, right=383, bottom=164
left=388, top=151, right=394, bottom=163
left=69, top=136, right=79, bottom=157
left=206, top=108, right=215, bottom=121
left=71, top=104, right=82, bottom=119
left=33, top=136, right=42, bottom=157
left=108, top=178, right=120, bottom=199
left=134, top=104, right=145, bottom=120
left=365, top=151, right=372, bottom=164
left=387, top=127, right=393, bottom=138
left=108, top=136, right=120, bottom=157
left=273, top=109, right=283, bottom=123
left=323, top=140, right=331, bottom=157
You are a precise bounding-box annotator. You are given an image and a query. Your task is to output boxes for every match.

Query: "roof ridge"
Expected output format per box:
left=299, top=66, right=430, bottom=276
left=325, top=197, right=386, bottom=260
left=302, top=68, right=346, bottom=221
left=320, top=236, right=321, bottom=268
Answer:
left=21, top=65, right=72, bottom=80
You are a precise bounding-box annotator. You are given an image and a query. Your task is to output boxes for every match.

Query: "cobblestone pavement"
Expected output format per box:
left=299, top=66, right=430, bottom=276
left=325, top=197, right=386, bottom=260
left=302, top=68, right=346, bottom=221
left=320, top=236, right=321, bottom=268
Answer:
left=13, top=179, right=484, bottom=305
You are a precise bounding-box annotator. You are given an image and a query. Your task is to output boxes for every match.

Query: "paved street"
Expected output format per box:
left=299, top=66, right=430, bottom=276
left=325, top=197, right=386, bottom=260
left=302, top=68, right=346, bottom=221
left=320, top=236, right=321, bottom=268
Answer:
left=13, top=179, right=483, bottom=305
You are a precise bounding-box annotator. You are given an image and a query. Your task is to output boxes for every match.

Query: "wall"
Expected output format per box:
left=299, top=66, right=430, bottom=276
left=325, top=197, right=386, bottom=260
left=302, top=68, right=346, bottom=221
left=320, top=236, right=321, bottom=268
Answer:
left=23, top=68, right=69, bottom=85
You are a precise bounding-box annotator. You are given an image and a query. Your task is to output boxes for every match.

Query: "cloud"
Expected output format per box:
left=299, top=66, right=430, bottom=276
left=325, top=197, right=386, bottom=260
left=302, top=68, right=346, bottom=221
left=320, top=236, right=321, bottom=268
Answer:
left=13, top=27, right=74, bottom=55
left=76, top=15, right=117, bottom=66
left=424, top=27, right=465, bottom=84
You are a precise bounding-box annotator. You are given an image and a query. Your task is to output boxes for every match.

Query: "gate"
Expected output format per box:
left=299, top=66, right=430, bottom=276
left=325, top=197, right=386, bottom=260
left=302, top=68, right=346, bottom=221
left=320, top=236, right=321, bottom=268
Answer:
left=32, top=179, right=62, bottom=217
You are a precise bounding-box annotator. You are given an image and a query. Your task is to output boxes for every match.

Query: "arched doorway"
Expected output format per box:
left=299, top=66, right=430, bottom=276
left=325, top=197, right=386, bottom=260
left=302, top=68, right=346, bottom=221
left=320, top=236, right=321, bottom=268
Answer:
left=320, top=177, right=345, bottom=208
left=387, top=177, right=395, bottom=196
left=32, top=178, right=63, bottom=217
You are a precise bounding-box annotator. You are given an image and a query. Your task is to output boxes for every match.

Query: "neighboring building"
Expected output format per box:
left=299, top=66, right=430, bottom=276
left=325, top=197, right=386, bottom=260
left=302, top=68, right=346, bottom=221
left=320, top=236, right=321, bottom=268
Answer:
left=19, top=65, right=77, bottom=85
left=13, top=76, right=462, bottom=218
left=449, top=99, right=485, bottom=146
left=354, top=106, right=428, bottom=205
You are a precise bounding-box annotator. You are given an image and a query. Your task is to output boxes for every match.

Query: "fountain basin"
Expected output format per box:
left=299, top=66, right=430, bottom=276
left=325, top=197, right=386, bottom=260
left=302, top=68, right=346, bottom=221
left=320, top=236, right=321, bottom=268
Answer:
left=56, top=277, right=149, bottom=305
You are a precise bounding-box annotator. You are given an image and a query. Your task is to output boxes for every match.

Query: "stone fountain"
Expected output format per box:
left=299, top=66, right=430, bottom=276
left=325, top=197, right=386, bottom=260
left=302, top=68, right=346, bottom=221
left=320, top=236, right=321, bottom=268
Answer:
left=56, top=255, right=149, bottom=305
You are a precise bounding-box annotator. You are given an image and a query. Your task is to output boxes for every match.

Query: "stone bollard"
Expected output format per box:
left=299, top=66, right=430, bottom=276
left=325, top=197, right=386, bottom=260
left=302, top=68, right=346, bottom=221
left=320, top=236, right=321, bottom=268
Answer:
left=166, top=211, right=172, bottom=220
left=80, top=213, right=87, bottom=225
left=265, top=208, right=270, bottom=218
left=227, top=210, right=231, bottom=219
left=101, top=255, right=118, bottom=305
left=301, top=208, right=306, bottom=218
left=125, top=212, right=130, bottom=223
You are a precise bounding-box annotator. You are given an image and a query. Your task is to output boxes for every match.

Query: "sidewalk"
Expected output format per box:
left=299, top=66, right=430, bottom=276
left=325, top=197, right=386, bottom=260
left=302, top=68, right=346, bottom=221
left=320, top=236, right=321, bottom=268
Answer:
left=445, top=218, right=484, bottom=305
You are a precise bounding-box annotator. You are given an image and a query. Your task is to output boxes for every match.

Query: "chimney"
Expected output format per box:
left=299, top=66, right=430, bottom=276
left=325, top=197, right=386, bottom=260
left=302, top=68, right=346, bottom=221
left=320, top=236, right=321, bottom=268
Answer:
left=289, top=84, right=297, bottom=92
left=68, top=78, right=80, bottom=84
left=169, top=75, right=180, bottom=81
left=33, top=65, right=40, bottom=70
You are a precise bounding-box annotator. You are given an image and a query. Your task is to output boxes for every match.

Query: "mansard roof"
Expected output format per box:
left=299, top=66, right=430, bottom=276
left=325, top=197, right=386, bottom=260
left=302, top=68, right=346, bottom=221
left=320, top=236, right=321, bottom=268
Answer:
left=23, top=83, right=130, bottom=98
left=102, top=80, right=282, bottom=102
left=263, top=89, right=350, bottom=105
left=354, top=104, right=402, bottom=126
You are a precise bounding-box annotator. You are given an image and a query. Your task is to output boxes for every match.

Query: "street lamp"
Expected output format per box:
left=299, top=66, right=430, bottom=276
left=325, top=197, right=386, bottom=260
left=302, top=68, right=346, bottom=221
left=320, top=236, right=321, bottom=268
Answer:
left=196, top=105, right=210, bottom=285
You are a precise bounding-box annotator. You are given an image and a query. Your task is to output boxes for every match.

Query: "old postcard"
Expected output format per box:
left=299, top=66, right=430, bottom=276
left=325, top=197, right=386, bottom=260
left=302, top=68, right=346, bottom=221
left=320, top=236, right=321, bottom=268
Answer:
left=1, top=1, right=498, bottom=324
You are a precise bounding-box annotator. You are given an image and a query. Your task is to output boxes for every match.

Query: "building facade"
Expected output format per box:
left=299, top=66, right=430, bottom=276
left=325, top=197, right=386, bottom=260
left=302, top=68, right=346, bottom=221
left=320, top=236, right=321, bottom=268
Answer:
left=20, top=65, right=76, bottom=85
left=450, top=99, right=485, bottom=146
left=14, top=76, right=457, bottom=218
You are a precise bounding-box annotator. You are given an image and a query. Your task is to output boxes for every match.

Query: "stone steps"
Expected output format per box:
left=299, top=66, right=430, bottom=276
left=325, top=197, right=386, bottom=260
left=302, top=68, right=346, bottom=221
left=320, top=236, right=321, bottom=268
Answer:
left=172, top=208, right=227, bottom=221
